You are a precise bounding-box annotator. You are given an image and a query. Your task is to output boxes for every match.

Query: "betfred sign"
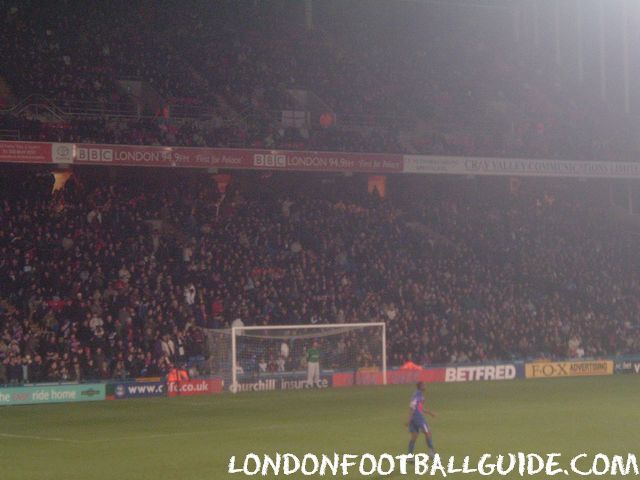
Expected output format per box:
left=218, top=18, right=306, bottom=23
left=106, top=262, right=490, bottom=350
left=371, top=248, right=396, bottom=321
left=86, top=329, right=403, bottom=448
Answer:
left=525, top=360, right=614, bottom=379
left=167, top=379, right=223, bottom=397
left=445, top=364, right=517, bottom=382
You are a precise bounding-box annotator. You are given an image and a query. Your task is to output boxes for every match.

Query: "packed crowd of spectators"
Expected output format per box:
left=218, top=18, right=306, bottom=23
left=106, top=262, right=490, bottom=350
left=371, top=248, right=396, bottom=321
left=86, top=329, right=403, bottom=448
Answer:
left=1, top=0, right=636, bottom=160
left=1, top=0, right=639, bottom=384
left=1, top=167, right=640, bottom=385
left=0, top=111, right=403, bottom=154
left=0, top=1, right=209, bottom=105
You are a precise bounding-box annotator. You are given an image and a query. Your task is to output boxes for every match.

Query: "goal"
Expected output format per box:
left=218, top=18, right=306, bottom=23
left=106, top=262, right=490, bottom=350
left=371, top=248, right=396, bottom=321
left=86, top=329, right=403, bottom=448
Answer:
left=205, top=323, right=387, bottom=393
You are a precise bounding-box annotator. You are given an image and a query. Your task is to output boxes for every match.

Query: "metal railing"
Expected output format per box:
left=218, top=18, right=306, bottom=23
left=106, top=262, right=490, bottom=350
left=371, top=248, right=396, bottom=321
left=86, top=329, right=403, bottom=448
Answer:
left=1, top=94, right=231, bottom=122
left=3, top=93, right=423, bottom=132
left=0, top=129, right=19, bottom=140
left=54, top=99, right=138, bottom=118
left=325, top=112, right=416, bottom=129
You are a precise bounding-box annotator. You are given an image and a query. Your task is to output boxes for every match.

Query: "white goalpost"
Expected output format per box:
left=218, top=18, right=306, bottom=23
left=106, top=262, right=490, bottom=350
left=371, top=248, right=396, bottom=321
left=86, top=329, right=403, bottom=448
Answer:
left=206, top=323, right=387, bottom=393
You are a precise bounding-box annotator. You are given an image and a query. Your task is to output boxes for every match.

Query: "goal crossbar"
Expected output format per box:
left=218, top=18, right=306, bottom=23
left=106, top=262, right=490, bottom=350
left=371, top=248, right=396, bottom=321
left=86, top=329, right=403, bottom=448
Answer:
left=232, top=322, right=386, bottom=331
left=228, top=322, right=387, bottom=392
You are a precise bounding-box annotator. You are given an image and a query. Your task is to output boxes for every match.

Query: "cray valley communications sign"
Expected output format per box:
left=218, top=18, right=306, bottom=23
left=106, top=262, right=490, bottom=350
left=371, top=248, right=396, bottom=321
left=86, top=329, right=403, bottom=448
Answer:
left=0, top=384, right=106, bottom=406
left=404, top=155, right=640, bottom=179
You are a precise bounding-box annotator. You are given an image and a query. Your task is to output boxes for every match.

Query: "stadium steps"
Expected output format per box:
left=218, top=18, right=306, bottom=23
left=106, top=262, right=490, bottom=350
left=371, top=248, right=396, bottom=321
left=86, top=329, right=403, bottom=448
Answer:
left=115, top=79, right=164, bottom=117
left=8, top=94, right=66, bottom=121
left=0, top=76, right=15, bottom=108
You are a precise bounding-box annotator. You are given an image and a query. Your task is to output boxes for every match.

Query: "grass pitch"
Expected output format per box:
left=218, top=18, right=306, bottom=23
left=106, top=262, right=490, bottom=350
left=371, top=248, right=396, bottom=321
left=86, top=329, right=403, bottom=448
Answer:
left=0, top=375, right=638, bottom=480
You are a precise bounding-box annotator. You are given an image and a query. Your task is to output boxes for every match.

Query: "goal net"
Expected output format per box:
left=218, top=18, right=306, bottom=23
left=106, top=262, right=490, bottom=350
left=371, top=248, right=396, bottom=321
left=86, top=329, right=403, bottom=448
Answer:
left=204, top=323, right=386, bottom=393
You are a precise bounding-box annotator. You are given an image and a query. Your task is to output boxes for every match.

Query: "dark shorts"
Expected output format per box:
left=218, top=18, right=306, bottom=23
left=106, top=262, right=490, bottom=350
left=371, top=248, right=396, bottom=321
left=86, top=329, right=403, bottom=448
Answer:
left=409, top=417, right=430, bottom=434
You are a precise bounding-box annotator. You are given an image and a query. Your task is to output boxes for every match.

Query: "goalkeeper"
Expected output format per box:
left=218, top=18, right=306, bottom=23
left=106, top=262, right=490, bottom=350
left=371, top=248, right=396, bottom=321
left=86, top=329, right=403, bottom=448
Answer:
left=306, top=340, right=321, bottom=388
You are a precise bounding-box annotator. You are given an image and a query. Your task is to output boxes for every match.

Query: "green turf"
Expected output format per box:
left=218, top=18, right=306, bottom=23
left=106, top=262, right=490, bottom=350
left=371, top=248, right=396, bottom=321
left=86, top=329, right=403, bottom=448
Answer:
left=0, top=375, right=638, bottom=479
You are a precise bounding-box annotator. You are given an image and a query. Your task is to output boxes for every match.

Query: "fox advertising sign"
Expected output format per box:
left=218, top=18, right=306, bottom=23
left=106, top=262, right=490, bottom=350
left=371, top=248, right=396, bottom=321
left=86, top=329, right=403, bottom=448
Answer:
left=525, top=360, right=614, bottom=379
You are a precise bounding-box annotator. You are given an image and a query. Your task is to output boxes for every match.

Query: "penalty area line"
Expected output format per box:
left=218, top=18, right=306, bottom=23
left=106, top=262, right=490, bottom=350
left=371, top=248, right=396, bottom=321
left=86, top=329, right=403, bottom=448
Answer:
left=0, top=414, right=401, bottom=445
left=0, top=432, right=83, bottom=443
left=84, top=414, right=399, bottom=444
left=85, top=423, right=290, bottom=443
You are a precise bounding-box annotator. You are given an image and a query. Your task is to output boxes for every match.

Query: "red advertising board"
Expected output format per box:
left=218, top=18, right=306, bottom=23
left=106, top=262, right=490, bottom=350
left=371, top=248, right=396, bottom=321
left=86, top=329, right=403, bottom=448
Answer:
left=388, top=368, right=446, bottom=384
left=332, top=368, right=445, bottom=388
left=0, top=141, right=52, bottom=163
left=70, top=143, right=403, bottom=173
left=0, top=141, right=403, bottom=173
left=167, top=378, right=223, bottom=397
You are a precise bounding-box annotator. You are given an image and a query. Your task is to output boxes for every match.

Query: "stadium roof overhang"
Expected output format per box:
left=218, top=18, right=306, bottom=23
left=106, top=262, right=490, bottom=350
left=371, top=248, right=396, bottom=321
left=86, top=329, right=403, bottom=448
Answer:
left=405, top=0, right=515, bottom=8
